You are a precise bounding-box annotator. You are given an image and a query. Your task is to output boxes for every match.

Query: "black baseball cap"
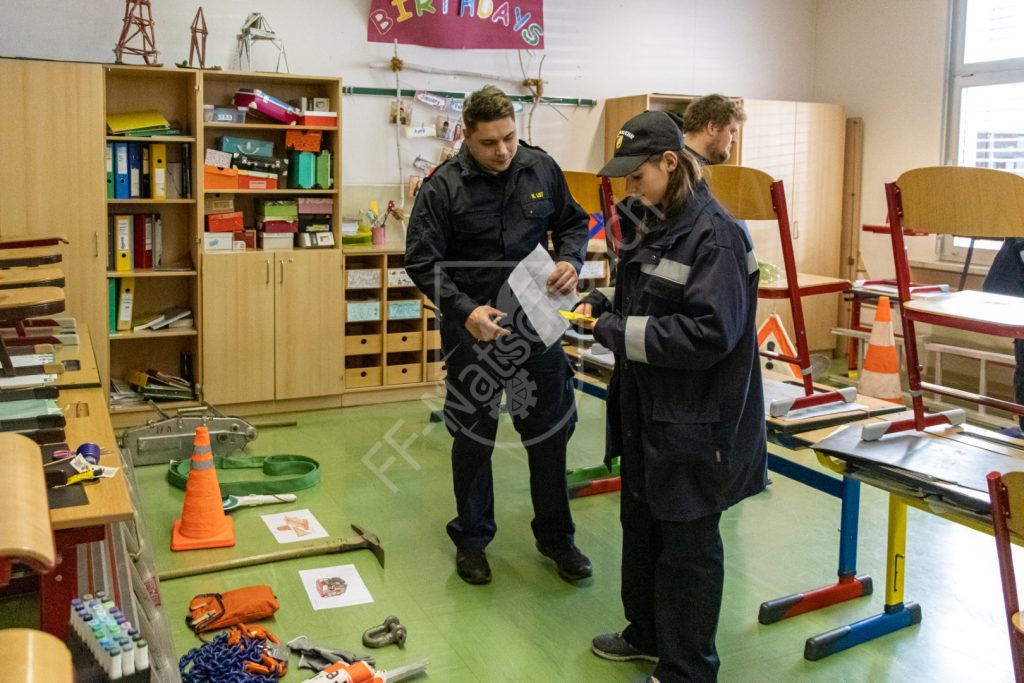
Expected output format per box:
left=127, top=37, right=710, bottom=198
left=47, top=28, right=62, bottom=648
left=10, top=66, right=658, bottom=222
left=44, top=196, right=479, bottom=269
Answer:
left=598, top=110, right=684, bottom=177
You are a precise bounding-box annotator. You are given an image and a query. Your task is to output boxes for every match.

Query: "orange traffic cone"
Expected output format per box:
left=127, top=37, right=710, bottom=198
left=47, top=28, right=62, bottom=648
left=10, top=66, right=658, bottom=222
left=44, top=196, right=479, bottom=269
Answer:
left=171, top=426, right=235, bottom=551
left=858, top=296, right=902, bottom=403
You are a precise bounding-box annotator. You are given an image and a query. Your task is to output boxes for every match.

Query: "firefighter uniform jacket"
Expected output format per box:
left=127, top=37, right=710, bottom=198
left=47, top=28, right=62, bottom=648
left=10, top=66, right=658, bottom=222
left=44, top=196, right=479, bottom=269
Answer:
left=405, top=142, right=589, bottom=327
left=589, top=181, right=768, bottom=522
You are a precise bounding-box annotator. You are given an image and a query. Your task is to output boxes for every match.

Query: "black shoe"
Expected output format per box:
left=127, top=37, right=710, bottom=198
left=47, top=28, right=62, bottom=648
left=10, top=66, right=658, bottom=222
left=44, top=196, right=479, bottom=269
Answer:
left=591, top=632, right=659, bottom=663
left=455, top=547, right=491, bottom=585
left=537, top=542, right=592, bottom=582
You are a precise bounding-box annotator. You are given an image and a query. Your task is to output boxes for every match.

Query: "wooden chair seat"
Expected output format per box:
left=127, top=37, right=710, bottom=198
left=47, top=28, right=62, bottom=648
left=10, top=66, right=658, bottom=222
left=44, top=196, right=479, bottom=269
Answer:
left=0, top=287, right=65, bottom=324
left=0, top=433, right=56, bottom=581
left=0, top=247, right=63, bottom=269
left=0, top=267, right=65, bottom=290
left=0, top=233, right=68, bottom=249
left=0, top=628, right=72, bottom=683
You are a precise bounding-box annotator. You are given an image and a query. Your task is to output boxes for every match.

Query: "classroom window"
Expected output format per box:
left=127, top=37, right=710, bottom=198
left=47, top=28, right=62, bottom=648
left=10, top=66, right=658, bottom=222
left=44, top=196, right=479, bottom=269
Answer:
left=940, top=0, right=1024, bottom=263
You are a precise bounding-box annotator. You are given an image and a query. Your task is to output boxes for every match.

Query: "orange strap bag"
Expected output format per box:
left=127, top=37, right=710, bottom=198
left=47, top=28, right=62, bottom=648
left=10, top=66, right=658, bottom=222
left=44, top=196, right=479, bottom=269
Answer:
left=186, top=585, right=279, bottom=633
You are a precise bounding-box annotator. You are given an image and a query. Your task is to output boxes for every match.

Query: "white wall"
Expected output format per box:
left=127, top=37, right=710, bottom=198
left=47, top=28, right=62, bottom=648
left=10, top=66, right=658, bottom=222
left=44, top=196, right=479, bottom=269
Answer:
left=0, top=0, right=820, bottom=188
left=812, top=0, right=951, bottom=278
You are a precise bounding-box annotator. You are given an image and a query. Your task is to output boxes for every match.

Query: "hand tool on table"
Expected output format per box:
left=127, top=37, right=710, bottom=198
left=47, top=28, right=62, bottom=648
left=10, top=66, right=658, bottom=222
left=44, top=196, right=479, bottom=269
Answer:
left=158, top=524, right=384, bottom=580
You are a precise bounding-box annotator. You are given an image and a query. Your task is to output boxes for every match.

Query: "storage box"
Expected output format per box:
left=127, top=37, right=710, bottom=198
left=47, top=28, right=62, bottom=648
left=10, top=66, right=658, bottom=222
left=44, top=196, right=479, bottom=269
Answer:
left=315, top=150, right=333, bottom=189
left=237, top=170, right=279, bottom=190
left=204, top=194, right=235, bottom=214
left=204, top=148, right=233, bottom=168
left=232, top=89, right=301, bottom=125
left=257, top=218, right=298, bottom=233
left=233, top=153, right=287, bottom=175
left=347, top=300, right=381, bottom=322
left=347, top=269, right=381, bottom=289
left=219, top=136, right=274, bottom=157
left=206, top=211, right=244, bottom=232
left=287, top=151, right=315, bottom=189
left=204, top=165, right=238, bottom=190
left=234, top=229, right=257, bottom=250
left=299, top=214, right=332, bottom=232
left=296, top=232, right=335, bottom=248
left=285, top=129, right=323, bottom=152
left=386, top=331, right=423, bottom=353
left=203, top=105, right=247, bottom=124
left=300, top=97, right=331, bottom=112
left=387, top=268, right=414, bottom=287
left=298, top=111, right=338, bottom=127
left=260, top=200, right=298, bottom=220
left=388, top=299, right=422, bottom=320
left=257, top=232, right=295, bottom=250
left=203, top=233, right=234, bottom=251
left=298, top=197, right=334, bottom=214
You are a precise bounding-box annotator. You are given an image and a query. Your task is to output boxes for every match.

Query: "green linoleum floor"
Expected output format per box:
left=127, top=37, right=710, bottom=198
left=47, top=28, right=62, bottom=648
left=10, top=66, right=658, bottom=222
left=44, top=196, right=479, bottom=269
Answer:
left=3, top=391, right=1022, bottom=681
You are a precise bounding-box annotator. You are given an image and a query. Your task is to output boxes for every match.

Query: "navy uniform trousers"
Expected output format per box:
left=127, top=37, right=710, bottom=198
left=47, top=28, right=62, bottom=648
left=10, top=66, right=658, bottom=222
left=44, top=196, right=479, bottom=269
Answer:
left=440, top=320, right=577, bottom=551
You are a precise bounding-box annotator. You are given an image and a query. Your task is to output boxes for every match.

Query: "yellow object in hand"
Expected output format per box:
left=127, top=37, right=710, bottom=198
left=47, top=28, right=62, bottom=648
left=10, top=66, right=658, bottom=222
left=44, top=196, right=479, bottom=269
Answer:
left=560, top=309, right=596, bottom=324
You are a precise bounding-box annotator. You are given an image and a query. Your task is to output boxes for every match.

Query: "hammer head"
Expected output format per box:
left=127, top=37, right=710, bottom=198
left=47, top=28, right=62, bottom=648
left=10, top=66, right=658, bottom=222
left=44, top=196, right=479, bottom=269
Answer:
left=350, top=524, right=385, bottom=569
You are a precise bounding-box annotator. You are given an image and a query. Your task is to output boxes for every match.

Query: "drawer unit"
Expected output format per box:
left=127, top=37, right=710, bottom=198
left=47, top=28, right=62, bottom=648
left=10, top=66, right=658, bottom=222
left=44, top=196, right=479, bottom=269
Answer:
left=425, top=361, right=446, bottom=381
left=425, top=330, right=441, bottom=350
left=386, top=363, right=422, bottom=385
left=347, top=269, right=382, bottom=289
left=345, top=334, right=382, bottom=355
left=346, top=366, right=382, bottom=388
left=388, top=299, right=422, bottom=320
left=386, top=331, right=423, bottom=353
left=346, top=300, right=381, bottom=322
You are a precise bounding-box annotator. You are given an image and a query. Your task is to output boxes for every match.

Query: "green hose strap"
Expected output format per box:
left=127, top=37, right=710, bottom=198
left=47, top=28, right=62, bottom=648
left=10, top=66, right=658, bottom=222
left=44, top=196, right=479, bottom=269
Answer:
left=167, top=453, right=321, bottom=496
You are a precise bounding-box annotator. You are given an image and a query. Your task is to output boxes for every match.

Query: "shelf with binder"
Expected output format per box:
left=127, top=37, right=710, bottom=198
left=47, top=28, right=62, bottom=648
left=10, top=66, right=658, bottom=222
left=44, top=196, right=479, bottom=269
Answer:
left=205, top=123, right=338, bottom=132
left=106, top=205, right=196, bottom=273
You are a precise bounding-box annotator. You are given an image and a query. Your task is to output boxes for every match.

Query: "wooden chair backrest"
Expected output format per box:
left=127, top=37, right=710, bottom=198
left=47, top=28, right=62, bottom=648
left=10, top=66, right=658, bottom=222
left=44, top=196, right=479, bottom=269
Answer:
left=895, top=166, right=1024, bottom=238
left=564, top=171, right=602, bottom=216
left=704, top=165, right=778, bottom=221
left=0, top=433, right=55, bottom=574
left=0, top=628, right=72, bottom=683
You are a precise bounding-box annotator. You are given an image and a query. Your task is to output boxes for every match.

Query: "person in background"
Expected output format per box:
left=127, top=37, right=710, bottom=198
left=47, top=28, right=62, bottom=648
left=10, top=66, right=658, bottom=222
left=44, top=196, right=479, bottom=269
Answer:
left=983, top=237, right=1024, bottom=435
left=404, top=85, right=592, bottom=587
left=681, top=93, right=746, bottom=166
left=579, top=110, right=767, bottom=682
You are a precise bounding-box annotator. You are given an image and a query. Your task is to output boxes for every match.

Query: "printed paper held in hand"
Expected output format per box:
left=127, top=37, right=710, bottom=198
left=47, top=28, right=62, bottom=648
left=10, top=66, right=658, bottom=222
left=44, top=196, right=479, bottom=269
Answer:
left=509, top=244, right=578, bottom=347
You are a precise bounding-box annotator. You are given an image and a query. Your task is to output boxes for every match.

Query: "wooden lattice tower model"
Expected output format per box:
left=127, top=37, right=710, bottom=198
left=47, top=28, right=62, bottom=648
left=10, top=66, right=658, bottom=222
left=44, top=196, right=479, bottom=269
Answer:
left=114, top=0, right=160, bottom=65
left=188, top=7, right=208, bottom=69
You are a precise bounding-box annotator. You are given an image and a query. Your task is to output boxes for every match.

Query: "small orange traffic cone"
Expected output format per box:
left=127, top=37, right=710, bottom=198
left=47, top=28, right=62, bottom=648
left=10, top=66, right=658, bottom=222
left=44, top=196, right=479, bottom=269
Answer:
left=858, top=296, right=902, bottom=403
left=171, top=426, right=235, bottom=551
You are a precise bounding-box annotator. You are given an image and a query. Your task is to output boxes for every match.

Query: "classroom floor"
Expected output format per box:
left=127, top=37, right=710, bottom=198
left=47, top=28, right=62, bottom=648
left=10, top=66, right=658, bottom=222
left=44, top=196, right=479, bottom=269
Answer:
left=2, top=390, right=1021, bottom=681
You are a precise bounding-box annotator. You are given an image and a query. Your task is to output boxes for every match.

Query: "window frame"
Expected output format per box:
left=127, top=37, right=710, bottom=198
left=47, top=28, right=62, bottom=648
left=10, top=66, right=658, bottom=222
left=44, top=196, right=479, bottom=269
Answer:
left=940, top=0, right=1024, bottom=264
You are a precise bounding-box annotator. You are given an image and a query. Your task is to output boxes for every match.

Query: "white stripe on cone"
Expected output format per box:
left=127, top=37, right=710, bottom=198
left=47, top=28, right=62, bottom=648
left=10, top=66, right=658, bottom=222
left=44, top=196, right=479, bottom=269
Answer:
left=859, top=298, right=901, bottom=403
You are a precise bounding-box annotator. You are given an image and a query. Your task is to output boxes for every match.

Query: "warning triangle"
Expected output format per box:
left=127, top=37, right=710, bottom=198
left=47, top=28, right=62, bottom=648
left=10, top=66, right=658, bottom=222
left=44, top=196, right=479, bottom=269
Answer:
left=758, top=313, right=801, bottom=379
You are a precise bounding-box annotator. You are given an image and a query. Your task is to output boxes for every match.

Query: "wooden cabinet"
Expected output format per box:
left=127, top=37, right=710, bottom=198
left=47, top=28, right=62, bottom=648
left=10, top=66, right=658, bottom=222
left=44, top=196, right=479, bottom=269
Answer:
left=0, top=59, right=107, bottom=382
left=742, top=99, right=846, bottom=351
left=202, top=250, right=343, bottom=404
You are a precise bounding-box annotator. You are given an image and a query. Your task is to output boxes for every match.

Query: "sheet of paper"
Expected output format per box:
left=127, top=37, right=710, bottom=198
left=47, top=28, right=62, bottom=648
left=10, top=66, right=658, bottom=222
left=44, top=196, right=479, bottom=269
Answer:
left=261, top=508, right=329, bottom=544
left=299, top=564, right=374, bottom=610
left=508, top=244, right=577, bottom=347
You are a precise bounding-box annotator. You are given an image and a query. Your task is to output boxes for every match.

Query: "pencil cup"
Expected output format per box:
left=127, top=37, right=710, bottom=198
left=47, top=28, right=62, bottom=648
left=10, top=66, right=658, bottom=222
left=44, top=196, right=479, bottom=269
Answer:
left=372, top=227, right=385, bottom=246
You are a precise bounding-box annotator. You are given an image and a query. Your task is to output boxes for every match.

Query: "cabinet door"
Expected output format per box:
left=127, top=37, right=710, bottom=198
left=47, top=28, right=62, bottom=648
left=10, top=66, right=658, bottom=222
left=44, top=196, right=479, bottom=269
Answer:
left=201, top=252, right=275, bottom=404
left=275, top=250, right=343, bottom=400
left=0, top=59, right=107, bottom=375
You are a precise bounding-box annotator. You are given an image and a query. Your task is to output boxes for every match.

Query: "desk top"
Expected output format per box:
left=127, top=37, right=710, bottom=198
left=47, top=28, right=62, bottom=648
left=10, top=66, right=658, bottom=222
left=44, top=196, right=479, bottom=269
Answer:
left=903, top=289, right=1024, bottom=328
left=54, top=325, right=100, bottom=389
left=762, top=372, right=905, bottom=435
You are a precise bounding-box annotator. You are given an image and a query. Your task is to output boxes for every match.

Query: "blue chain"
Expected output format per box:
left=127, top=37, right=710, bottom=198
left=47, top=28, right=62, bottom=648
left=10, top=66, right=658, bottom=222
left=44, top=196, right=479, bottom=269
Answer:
left=179, top=633, right=280, bottom=683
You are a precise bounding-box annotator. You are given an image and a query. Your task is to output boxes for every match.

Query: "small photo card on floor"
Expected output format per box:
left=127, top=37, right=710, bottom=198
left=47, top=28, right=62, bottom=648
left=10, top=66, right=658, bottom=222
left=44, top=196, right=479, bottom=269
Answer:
left=261, top=508, right=328, bottom=543
left=299, top=564, right=373, bottom=610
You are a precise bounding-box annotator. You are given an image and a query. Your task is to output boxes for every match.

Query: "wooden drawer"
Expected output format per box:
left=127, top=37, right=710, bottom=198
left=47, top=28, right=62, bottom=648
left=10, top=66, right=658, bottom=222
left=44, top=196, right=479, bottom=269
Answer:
left=345, top=366, right=382, bottom=388
left=386, top=331, right=422, bottom=352
left=425, top=330, right=441, bottom=350
left=345, top=334, right=382, bottom=355
left=386, top=363, right=422, bottom=385
left=425, top=361, right=446, bottom=381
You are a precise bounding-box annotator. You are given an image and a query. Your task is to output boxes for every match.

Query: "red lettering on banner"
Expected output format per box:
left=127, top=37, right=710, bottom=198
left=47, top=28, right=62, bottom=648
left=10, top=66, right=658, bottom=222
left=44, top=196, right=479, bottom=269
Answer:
left=370, top=8, right=395, bottom=34
left=491, top=1, right=510, bottom=26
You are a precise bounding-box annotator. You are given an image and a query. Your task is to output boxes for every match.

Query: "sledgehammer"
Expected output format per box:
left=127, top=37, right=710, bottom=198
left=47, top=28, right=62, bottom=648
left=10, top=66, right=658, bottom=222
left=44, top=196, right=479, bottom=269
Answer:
left=159, top=524, right=385, bottom=581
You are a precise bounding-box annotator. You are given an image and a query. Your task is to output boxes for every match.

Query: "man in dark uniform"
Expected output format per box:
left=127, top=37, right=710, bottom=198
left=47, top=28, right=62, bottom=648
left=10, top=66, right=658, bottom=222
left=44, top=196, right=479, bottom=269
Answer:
left=404, top=85, right=592, bottom=586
